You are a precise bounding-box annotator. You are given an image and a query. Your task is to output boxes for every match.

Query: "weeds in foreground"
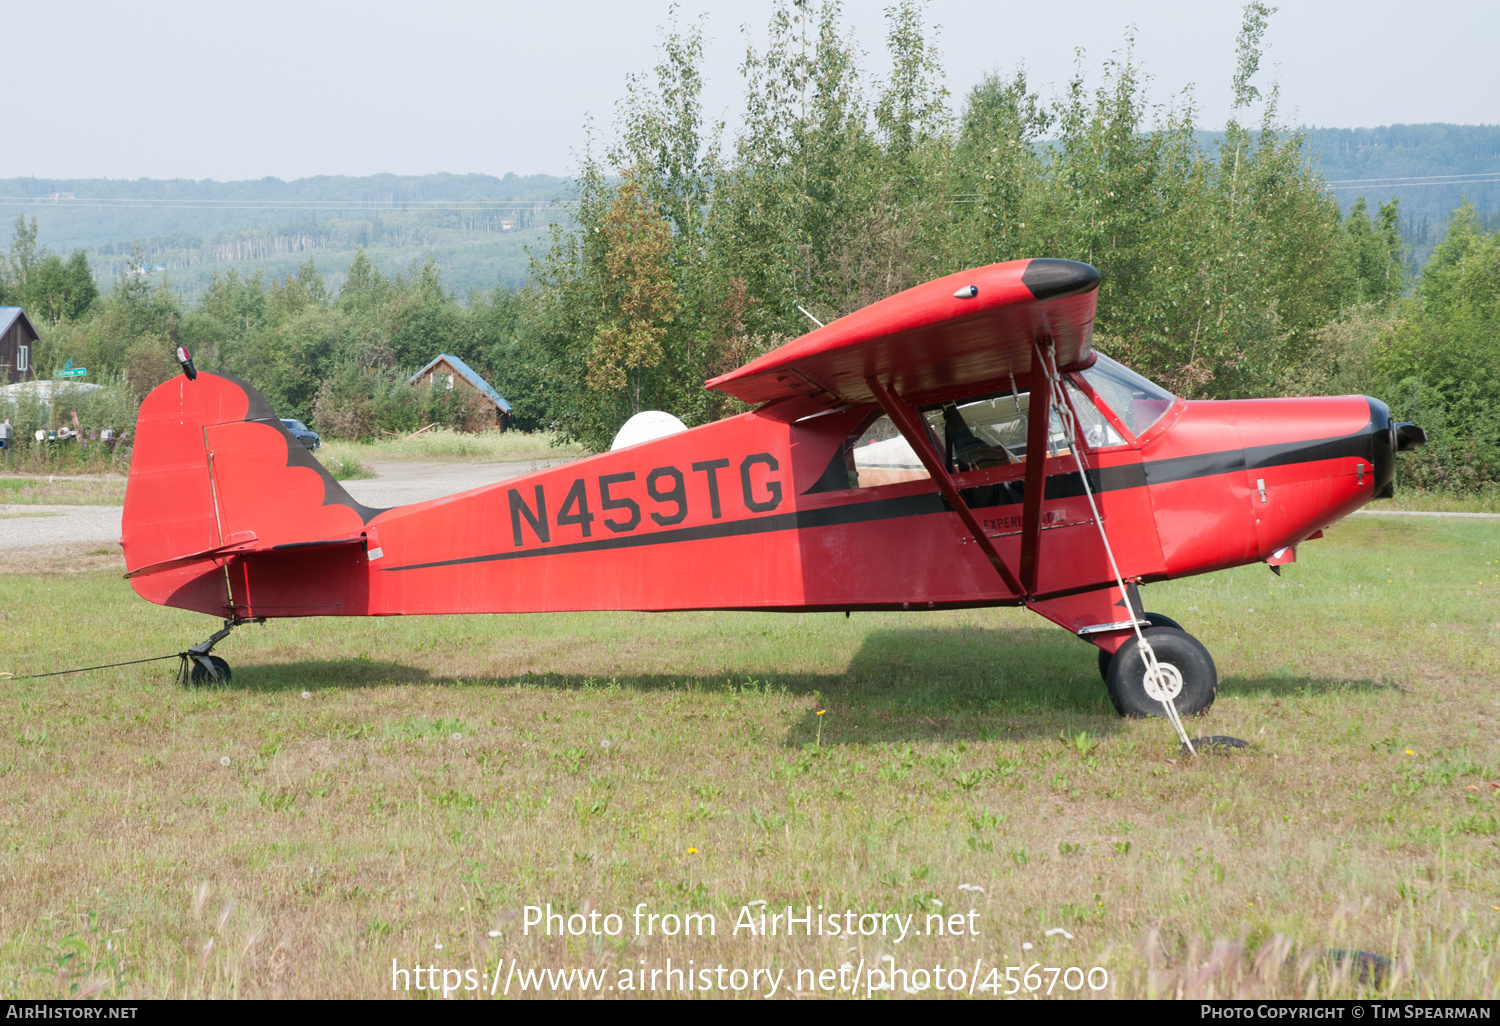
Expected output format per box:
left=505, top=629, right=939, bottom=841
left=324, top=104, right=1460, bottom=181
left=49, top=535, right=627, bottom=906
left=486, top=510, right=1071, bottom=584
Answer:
left=0, top=475, right=126, bottom=505
left=314, top=452, right=375, bottom=481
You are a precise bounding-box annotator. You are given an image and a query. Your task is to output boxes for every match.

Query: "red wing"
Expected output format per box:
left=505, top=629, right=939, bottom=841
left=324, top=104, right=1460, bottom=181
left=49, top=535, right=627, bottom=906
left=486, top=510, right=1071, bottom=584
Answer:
left=706, top=258, right=1100, bottom=407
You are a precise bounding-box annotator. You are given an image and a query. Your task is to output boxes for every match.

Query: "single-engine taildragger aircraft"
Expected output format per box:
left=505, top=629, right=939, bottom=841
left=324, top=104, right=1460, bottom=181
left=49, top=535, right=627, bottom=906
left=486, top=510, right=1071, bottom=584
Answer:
left=122, top=259, right=1425, bottom=722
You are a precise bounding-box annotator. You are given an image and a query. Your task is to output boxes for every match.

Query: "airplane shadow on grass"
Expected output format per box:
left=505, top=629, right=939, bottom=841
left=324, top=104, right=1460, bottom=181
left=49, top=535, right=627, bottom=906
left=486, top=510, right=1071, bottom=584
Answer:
left=220, top=626, right=1399, bottom=746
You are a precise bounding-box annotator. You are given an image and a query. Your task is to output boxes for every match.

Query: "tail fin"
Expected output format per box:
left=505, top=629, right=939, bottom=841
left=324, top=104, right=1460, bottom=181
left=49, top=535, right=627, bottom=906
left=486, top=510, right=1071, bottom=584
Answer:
left=123, top=371, right=386, bottom=617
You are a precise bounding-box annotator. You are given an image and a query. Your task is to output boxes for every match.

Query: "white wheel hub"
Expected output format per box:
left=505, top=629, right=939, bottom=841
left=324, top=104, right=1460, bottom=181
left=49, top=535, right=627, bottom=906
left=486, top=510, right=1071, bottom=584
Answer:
left=1142, top=661, right=1183, bottom=702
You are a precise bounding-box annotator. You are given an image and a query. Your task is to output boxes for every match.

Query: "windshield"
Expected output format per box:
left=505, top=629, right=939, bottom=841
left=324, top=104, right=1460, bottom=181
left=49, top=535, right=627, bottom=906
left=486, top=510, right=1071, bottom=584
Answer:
left=1079, top=353, right=1175, bottom=437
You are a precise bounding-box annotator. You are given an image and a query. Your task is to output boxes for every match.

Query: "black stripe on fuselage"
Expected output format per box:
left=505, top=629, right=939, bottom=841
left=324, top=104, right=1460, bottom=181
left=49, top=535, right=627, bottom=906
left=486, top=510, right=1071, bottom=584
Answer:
left=380, top=426, right=1375, bottom=573
left=1142, top=431, right=1376, bottom=487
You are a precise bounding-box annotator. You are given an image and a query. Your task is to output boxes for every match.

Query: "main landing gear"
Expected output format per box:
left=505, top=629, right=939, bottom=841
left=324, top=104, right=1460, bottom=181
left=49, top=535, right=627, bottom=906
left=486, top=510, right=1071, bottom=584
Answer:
left=1097, top=613, right=1218, bottom=718
left=178, top=616, right=265, bottom=686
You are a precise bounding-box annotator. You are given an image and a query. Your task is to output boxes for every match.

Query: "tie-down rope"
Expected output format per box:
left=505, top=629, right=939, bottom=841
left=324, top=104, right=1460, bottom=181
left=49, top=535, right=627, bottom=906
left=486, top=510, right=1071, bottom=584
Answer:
left=1037, top=342, right=1196, bottom=756
left=0, top=652, right=185, bottom=680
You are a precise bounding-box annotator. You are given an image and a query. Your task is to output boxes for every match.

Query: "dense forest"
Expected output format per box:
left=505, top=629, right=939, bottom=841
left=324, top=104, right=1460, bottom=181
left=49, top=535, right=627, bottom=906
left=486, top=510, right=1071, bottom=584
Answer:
left=1305, top=124, right=1500, bottom=268
left=2, top=1, right=1497, bottom=494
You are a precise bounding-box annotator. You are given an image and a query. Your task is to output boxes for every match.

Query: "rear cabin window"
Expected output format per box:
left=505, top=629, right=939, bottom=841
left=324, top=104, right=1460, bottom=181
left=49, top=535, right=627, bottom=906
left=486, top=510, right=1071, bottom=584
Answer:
left=850, top=415, right=929, bottom=488
left=1079, top=353, right=1175, bottom=437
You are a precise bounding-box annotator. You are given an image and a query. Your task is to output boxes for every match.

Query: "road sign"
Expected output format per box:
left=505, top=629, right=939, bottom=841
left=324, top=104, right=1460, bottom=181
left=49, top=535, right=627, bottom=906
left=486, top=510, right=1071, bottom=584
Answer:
left=60, top=367, right=86, bottom=378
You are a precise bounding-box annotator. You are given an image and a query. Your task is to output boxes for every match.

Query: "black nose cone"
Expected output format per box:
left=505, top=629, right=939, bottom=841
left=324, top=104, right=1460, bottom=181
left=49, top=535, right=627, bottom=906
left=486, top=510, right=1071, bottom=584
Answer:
left=1022, top=259, right=1102, bottom=300
left=1367, top=398, right=1396, bottom=498
left=1366, top=401, right=1425, bottom=498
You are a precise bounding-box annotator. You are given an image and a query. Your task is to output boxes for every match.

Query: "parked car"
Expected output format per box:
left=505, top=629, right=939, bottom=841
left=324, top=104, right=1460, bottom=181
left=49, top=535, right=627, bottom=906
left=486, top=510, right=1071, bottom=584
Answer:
left=280, top=419, right=321, bottom=450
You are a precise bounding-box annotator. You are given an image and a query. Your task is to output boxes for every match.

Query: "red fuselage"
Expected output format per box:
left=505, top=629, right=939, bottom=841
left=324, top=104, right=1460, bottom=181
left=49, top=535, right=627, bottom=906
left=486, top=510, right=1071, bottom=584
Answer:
left=124, top=370, right=1391, bottom=657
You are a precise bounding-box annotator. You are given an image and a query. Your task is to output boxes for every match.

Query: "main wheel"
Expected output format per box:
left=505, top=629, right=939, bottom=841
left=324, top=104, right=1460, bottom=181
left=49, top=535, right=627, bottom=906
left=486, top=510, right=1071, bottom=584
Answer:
left=190, top=655, right=232, bottom=685
left=1097, top=612, right=1185, bottom=682
left=1105, top=626, right=1216, bottom=718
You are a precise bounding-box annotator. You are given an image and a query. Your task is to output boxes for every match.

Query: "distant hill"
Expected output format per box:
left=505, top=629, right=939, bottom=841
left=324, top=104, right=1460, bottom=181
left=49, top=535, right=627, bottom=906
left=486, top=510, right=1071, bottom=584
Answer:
left=1303, top=124, right=1500, bottom=266
left=4, top=128, right=1498, bottom=301
left=1191, top=124, right=1500, bottom=267
left=0, top=172, right=574, bottom=301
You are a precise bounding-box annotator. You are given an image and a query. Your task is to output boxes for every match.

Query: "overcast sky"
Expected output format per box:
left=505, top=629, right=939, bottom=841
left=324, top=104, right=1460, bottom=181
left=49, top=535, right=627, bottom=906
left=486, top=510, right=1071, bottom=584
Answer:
left=7, top=0, right=1497, bottom=182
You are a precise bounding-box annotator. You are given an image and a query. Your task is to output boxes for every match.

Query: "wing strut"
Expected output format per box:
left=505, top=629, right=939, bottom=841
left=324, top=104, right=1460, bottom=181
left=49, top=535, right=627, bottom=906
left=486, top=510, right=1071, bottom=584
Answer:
left=1018, top=340, right=1053, bottom=594
left=865, top=376, right=1024, bottom=597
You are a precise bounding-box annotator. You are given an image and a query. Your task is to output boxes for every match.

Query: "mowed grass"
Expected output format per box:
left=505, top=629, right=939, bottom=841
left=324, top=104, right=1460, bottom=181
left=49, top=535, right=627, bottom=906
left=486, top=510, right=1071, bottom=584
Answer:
left=0, top=475, right=126, bottom=506
left=0, top=517, right=1496, bottom=999
left=1371, top=488, right=1500, bottom=514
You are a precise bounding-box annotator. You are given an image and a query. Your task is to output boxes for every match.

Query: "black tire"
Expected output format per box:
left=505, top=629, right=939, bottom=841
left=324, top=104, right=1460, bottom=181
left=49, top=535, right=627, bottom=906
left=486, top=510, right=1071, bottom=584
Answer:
left=1096, top=612, right=1186, bottom=682
left=190, top=656, right=232, bottom=685
left=1105, top=626, right=1216, bottom=718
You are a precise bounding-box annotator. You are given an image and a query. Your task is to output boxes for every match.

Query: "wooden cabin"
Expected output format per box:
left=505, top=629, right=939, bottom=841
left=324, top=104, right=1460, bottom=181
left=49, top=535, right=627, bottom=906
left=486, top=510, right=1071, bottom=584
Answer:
left=407, top=354, right=512, bottom=431
left=0, top=308, right=39, bottom=385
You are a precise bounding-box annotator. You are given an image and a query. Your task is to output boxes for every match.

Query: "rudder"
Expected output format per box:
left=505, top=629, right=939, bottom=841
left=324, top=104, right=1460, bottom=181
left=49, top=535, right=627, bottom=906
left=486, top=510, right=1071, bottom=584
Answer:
left=123, top=370, right=385, bottom=617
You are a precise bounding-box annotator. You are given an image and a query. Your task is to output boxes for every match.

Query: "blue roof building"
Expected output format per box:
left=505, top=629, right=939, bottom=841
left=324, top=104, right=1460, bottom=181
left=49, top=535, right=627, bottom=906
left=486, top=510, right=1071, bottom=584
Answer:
left=407, top=353, right=513, bottom=430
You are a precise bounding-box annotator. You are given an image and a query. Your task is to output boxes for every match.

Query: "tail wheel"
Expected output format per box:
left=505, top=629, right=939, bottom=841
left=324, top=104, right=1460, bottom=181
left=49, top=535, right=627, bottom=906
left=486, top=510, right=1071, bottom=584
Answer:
left=1105, top=626, right=1216, bottom=718
left=1096, top=612, right=1185, bottom=682
left=190, top=656, right=232, bottom=685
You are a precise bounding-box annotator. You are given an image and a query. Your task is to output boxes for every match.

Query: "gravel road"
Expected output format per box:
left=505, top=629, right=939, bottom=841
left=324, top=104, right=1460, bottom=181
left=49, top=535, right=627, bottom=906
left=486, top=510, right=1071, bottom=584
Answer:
left=341, top=459, right=576, bottom=508
left=0, top=504, right=124, bottom=550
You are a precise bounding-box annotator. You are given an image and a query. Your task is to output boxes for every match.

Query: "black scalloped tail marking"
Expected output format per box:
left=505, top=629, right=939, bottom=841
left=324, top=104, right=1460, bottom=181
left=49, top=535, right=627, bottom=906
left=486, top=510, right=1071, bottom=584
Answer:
left=214, top=371, right=388, bottom=525
left=1021, top=259, right=1101, bottom=301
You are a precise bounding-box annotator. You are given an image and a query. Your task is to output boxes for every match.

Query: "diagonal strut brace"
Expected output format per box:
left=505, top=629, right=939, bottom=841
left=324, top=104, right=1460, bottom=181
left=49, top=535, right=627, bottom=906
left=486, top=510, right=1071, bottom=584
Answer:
left=865, top=376, right=1025, bottom=596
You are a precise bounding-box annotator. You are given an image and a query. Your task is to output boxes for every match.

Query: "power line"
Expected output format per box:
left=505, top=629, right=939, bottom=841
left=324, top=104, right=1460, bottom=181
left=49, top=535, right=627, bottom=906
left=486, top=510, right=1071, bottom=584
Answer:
left=1326, top=176, right=1500, bottom=191
left=1324, top=171, right=1500, bottom=186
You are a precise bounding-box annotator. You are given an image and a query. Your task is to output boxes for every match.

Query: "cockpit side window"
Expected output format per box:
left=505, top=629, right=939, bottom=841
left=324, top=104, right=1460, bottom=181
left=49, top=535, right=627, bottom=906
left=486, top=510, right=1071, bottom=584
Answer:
left=1079, top=353, right=1176, bottom=437
left=840, top=363, right=1159, bottom=490
left=930, top=392, right=1071, bottom=470
left=847, top=388, right=1079, bottom=488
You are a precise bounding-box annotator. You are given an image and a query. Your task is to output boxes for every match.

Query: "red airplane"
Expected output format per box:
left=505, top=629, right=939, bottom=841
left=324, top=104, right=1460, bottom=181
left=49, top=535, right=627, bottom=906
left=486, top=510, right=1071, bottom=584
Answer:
left=121, top=258, right=1425, bottom=721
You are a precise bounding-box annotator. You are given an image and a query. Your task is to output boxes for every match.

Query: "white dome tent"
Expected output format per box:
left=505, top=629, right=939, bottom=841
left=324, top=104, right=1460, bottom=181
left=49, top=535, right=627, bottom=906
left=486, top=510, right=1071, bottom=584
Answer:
left=610, top=410, right=687, bottom=451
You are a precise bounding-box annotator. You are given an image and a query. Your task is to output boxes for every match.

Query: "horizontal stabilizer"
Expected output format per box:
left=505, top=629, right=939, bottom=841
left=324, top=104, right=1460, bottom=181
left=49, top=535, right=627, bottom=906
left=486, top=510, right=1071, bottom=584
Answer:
left=124, top=532, right=368, bottom=579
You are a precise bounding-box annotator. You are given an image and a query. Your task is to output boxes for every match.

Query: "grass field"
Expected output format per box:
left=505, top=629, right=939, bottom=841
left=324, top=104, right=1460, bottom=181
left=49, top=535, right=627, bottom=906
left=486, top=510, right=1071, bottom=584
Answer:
left=317, top=430, right=584, bottom=466
left=0, top=516, right=1496, bottom=999
left=0, top=475, right=126, bottom=506
left=1373, top=489, right=1500, bottom=514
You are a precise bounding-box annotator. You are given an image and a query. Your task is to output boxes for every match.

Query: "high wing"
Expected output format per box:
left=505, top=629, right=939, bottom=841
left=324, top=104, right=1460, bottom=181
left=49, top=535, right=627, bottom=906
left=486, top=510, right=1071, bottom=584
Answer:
left=706, top=258, right=1100, bottom=407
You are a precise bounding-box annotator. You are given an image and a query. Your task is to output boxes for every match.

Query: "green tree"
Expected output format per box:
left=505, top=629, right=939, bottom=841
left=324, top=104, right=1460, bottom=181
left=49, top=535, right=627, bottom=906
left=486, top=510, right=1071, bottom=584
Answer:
left=1336, top=196, right=1407, bottom=309
left=1376, top=201, right=1500, bottom=489
left=1, top=217, right=99, bottom=324
left=586, top=175, right=681, bottom=412
left=6, top=215, right=40, bottom=294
